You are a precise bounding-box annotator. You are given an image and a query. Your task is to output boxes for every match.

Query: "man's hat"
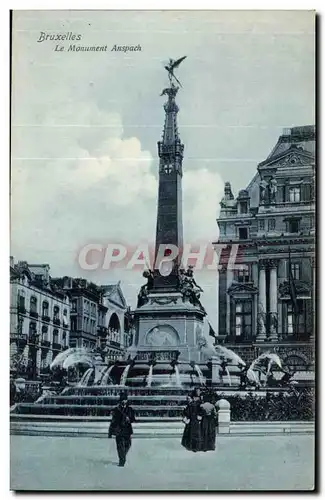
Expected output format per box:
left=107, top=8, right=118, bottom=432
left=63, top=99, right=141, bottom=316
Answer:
left=119, top=391, right=128, bottom=401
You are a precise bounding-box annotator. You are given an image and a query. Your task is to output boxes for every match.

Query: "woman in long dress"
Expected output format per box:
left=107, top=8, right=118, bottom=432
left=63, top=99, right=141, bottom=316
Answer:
left=181, top=388, right=203, bottom=452
left=200, top=392, right=218, bottom=451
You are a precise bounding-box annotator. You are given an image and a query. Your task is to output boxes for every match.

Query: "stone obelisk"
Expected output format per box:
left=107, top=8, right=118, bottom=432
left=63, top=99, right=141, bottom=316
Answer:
left=153, top=84, right=184, bottom=291
left=132, top=60, right=206, bottom=363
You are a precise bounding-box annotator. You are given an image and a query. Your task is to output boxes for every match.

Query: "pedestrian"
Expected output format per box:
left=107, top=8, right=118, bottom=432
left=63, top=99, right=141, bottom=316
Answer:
left=108, top=391, right=136, bottom=467
left=200, top=392, right=218, bottom=451
left=181, top=388, right=203, bottom=452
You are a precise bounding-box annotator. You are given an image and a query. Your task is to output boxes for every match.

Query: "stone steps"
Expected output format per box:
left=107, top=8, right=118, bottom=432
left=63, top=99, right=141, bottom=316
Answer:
left=10, top=418, right=314, bottom=438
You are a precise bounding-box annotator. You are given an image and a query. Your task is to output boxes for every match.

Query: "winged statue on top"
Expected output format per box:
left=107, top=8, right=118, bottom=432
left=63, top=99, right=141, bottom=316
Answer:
left=164, top=56, right=187, bottom=88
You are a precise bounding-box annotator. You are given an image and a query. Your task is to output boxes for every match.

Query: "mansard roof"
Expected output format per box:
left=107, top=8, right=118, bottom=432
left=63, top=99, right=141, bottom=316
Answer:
left=265, top=125, right=315, bottom=161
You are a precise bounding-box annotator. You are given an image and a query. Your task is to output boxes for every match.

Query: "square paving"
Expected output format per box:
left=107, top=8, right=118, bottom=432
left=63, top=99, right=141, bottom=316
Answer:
left=10, top=434, right=314, bottom=491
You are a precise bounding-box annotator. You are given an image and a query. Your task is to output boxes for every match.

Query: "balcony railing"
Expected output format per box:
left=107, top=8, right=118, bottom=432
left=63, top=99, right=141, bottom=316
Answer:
left=53, top=318, right=61, bottom=326
left=42, top=314, right=50, bottom=323
left=28, top=334, right=40, bottom=345
left=97, top=325, right=108, bottom=337
left=108, top=340, right=121, bottom=349
left=41, top=340, right=51, bottom=348
left=29, top=310, right=39, bottom=319
left=10, top=333, right=28, bottom=343
left=278, top=332, right=312, bottom=342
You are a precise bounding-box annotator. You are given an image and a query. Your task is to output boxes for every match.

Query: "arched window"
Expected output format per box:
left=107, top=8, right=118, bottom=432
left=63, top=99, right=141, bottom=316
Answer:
left=29, top=321, right=38, bottom=343
left=53, top=305, right=60, bottom=326
left=17, top=289, right=26, bottom=312
left=41, top=325, right=48, bottom=341
left=42, top=301, right=49, bottom=317
left=108, top=313, right=121, bottom=333
left=63, top=308, right=68, bottom=327
left=30, top=296, right=38, bottom=314
left=53, top=328, right=59, bottom=344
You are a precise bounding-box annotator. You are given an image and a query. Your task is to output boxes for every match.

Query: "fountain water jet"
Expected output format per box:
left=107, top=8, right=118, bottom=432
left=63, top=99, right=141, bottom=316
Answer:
left=147, top=364, right=154, bottom=387
left=120, top=364, right=131, bottom=386
left=194, top=364, right=204, bottom=386
left=78, top=368, right=94, bottom=387
left=225, top=366, right=232, bottom=386
left=100, top=365, right=114, bottom=386
left=174, top=364, right=182, bottom=387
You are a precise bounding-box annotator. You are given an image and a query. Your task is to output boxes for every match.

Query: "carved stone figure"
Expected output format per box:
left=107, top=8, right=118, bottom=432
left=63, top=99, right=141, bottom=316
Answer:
left=220, top=181, right=235, bottom=208
left=269, top=312, right=278, bottom=336
left=178, top=266, right=205, bottom=310
left=268, top=177, right=277, bottom=203
left=137, top=269, right=154, bottom=307
left=257, top=303, right=266, bottom=335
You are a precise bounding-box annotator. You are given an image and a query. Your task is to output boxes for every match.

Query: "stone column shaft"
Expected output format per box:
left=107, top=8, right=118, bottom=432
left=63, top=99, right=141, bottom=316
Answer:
left=256, top=265, right=267, bottom=342
left=269, top=264, right=278, bottom=342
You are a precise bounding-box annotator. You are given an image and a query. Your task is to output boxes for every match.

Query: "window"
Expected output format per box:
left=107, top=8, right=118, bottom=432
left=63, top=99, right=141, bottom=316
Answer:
left=41, top=325, right=48, bottom=341
left=71, top=300, right=77, bottom=312
left=29, top=321, right=37, bottom=336
left=258, top=219, right=265, bottom=231
left=289, top=187, right=301, bottom=202
left=18, top=291, right=25, bottom=311
left=53, top=305, right=60, bottom=320
left=239, top=202, right=248, bottom=214
left=30, top=296, right=37, bottom=313
left=287, top=303, right=294, bottom=334
left=268, top=219, right=276, bottom=231
left=62, top=332, right=67, bottom=347
left=53, top=329, right=59, bottom=344
left=71, top=317, right=77, bottom=332
left=286, top=301, right=304, bottom=335
left=42, top=301, right=49, bottom=316
left=234, top=266, right=250, bottom=283
left=290, top=263, right=300, bottom=280
left=63, top=308, right=68, bottom=327
left=164, top=164, right=173, bottom=174
left=238, top=227, right=248, bottom=240
left=310, top=216, right=315, bottom=230
left=234, top=301, right=252, bottom=339
left=288, top=219, right=300, bottom=233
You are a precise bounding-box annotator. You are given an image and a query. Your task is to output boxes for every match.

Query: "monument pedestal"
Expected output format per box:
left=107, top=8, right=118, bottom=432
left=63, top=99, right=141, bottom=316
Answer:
left=132, top=292, right=205, bottom=363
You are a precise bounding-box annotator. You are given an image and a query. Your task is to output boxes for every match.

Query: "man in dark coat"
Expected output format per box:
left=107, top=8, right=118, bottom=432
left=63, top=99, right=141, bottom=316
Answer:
left=108, top=392, right=136, bottom=467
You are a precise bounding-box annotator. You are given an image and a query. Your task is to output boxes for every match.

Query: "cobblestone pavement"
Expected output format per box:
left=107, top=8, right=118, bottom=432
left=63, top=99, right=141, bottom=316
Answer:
left=10, top=434, right=314, bottom=491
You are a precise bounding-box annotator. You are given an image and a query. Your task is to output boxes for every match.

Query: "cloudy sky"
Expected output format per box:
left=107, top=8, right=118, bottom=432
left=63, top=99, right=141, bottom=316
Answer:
left=11, top=10, right=315, bottom=328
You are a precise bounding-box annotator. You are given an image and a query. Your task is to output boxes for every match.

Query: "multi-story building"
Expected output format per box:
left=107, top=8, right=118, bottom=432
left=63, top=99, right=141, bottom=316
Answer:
left=215, top=125, right=315, bottom=373
left=10, top=258, right=71, bottom=379
left=101, top=283, right=130, bottom=361
left=51, top=277, right=129, bottom=361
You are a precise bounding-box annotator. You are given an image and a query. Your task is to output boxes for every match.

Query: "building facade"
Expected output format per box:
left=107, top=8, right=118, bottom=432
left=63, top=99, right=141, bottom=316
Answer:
left=101, top=283, right=130, bottom=361
left=10, top=258, right=71, bottom=379
left=215, top=126, right=315, bottom=372
left=51, top=277, right=130, bottom=361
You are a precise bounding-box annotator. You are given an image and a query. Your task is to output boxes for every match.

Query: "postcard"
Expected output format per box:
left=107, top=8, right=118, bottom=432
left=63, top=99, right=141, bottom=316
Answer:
left=10, top=10, right=315, bottom=491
